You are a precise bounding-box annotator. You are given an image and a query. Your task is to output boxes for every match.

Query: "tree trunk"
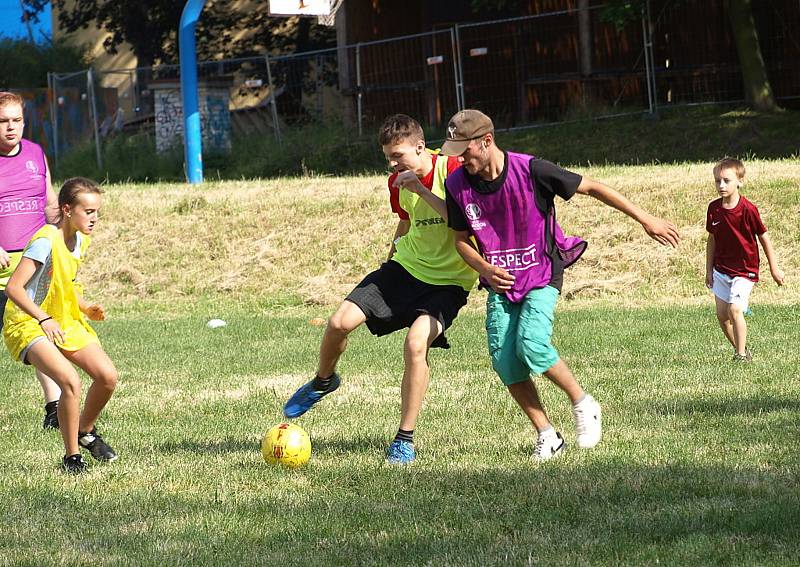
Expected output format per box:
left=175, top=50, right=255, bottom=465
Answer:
left=726, top=0, right=779, bottom=111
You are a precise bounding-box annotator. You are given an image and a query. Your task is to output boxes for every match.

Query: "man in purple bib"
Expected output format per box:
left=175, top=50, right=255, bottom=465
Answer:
left=442, top=109, right=680, bottom=462
left=0, top=91, right=61, bottom=429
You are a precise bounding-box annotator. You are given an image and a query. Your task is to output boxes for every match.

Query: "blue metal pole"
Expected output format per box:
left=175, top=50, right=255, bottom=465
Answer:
left=179, top=0, right=206, bottom=184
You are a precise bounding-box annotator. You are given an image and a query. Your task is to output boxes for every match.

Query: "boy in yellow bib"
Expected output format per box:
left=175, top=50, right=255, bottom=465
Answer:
left=3, top=177, right=119, bottom=473
left=283, top=114, right=476, bottom=464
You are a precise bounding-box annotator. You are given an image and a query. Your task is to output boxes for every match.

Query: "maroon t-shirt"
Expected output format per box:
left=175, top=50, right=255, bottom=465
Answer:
left=706, top=196, right=766, bottom=281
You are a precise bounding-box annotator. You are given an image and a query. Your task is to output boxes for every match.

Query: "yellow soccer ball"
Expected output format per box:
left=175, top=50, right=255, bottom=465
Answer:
left=261, top=423, right=311, bottom=468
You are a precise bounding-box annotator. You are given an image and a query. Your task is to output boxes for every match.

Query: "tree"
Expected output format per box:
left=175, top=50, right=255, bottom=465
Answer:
left=725, top=0, right=778, bottom=111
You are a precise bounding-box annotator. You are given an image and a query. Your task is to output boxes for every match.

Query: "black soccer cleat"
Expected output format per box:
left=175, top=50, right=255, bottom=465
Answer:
left=62, top=453, right=88, bottom=474
left=78, top=428, right=118, bottom=462
left=43, top=401, right=59, bottom=430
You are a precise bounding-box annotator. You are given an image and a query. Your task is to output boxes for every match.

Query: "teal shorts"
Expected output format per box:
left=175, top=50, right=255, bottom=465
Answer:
left=485, top=286, right=560, bottom=385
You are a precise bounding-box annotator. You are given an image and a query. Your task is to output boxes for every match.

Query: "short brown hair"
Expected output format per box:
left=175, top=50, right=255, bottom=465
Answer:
left=0, top=91, right=25, bottom=110
left=713, top=157, right=745, bottom=180
left=378, top=114, right=424, bottom=146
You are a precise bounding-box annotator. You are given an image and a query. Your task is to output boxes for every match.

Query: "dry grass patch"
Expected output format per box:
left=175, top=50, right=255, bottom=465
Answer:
left=82, top=160, right=799, bottom=310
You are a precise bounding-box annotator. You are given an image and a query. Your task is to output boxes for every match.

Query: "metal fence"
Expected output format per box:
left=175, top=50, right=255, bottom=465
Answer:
left=41, top=0, right=800, bottom=173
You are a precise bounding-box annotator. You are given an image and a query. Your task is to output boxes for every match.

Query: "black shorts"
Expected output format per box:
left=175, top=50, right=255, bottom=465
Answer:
left=346, top=260, right=469, bottom=349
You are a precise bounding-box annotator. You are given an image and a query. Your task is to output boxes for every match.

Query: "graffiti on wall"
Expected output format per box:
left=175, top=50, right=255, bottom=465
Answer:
left=154, top=85, right=231, bottom=154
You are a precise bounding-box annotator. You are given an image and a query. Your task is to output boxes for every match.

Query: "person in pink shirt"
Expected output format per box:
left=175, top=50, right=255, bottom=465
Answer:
left=705, top=157, right=784, bottom=362
left=0, top=91, right=62, bottom=428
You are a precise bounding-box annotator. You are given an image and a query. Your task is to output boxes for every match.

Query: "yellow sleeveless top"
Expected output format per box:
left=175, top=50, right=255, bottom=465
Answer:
left=392, top=154, right=477, bottom=292
left=3, top=224, right=98, bottom=361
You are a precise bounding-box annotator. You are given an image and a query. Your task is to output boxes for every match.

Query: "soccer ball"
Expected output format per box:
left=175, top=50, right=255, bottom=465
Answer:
left=261, top=423, right=311, bottom=468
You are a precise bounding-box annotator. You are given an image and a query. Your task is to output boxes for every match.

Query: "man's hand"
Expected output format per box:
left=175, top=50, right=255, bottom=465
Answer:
left=641, top=214, right=681, bottom=248
left=705, top=271, right=713, bottom=289
left=0, top=247, right=10, bottom=269
left=771, top=267, right=785, bottom=286
left=481, top=265, right=515, bottom=293
left=392, top=170, right=426, bottom=195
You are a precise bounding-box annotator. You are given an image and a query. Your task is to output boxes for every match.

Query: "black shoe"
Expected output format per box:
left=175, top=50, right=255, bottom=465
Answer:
left=78, top=428, right=118, bottom=462
left=43, top=401, right=59, bottom=430
left=62, top=453, right=88, bottom=474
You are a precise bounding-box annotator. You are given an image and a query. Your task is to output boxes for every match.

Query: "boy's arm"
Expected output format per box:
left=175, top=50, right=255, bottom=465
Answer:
left=576, top=177, right=680, bottom=248
left=705, top=233, right=715, bottom=289
left=44, top=157, right=59, bottom=224
left=453, top=230, right=514, bottom=293
left=757, top=232, right=784, bottom=286
left=387, top=219, right=410, bottom=261
left=392, top=170, right=448, bottom=220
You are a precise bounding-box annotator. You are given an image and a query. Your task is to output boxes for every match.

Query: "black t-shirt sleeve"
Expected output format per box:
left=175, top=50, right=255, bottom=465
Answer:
left=530, top=158, right=582, bottom=202
left=445, top=180, right=469, bottom=231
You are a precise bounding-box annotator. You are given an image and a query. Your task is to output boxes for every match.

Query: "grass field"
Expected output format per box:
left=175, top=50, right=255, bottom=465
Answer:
left=1, top=157, right=798, bottom=565
left=1, top=306, right=799, bottom=565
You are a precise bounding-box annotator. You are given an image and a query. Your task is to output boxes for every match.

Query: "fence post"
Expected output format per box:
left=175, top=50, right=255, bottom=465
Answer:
left=355, top=43, right=363, bottom=137
left=264, top=54, right=283, bottom=144
left=449, top=27, right=463, bottom=112
left=453, top=24, right=466, bottom=110
left=47, top=72, right=59, bottom=168
left=642, top=0, right=658, bottom=116
left=87, top=68, right=104, bottom=171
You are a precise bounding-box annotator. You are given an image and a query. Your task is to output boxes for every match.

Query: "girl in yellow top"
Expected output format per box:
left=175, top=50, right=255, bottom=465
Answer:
left=3, top=177, right=118, bottom=474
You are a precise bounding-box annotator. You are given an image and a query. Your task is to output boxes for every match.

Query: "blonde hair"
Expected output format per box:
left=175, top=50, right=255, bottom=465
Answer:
left=713, top=157, right=745, bottom=180
left=0, top=91, right=25, bottom=110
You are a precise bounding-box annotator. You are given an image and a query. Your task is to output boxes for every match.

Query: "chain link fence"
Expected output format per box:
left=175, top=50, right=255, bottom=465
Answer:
left=41, top=0, right=800, bottom=173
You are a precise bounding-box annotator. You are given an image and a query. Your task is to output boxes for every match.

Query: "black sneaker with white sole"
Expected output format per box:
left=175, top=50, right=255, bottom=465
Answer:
left=78, top=428, right=118, bottom=462
left=62, top=453, right=88, bottom=474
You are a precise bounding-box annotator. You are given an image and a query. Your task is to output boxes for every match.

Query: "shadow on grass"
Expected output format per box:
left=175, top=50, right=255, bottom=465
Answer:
left=6, top=460, right=799, bottom=565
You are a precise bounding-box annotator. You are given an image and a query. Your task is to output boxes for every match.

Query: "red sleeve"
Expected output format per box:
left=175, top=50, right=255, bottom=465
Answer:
left=388, top=173, right=409, bottom=220
left=705, top=202, right=714, bottom=233
left=445, top=155, right=462, bottom=175
left=748, top=201, right=767, bottom=235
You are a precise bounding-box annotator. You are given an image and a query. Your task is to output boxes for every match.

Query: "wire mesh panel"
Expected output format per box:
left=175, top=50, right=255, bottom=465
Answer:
left=651, top=0, right=800, bottom=108
left=50, top=70, right=94, bottom=163
left=353, top=29, right=459, bottom=130
left=457, top=7, right=649, bottom=127
left=268, top=48, right=342, bottom=126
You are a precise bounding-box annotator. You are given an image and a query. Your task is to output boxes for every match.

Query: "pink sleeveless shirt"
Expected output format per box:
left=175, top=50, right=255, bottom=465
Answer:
left=0, top=140, right=48, bottom=252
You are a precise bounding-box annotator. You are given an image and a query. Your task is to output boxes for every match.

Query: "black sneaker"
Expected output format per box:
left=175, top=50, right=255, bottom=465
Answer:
left=62, top=453, right=88, bottom=474
left=43, top=401, right=59, bottom=430
left=78, top=428, right=118, bottom=462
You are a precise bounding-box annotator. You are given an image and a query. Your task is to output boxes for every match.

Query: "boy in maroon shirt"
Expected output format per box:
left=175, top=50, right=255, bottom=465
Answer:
left=705, top=158, right=784, bottom=362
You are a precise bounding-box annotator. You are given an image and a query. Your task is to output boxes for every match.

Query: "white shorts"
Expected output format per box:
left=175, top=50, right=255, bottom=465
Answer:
left=712, top=269, right=754, bottom=310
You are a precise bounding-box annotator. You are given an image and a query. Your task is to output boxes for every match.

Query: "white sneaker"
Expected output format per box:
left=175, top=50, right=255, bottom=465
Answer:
left=533, top=431, right=565, bottom=462
left=573, top=394, right=602, bottom=448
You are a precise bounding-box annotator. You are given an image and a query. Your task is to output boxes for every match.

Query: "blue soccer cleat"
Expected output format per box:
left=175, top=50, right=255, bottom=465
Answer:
left=385, top=439, right=416, bottom=465
left=283, top=373, right=340, bottom=418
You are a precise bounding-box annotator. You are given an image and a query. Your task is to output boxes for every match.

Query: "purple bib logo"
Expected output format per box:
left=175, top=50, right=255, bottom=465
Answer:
left=465, top=203, right=481, bottom=220
left=26, top=160, right=39, bottom=175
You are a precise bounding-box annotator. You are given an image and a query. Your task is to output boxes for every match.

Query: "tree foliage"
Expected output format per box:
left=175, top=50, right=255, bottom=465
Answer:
left=24, top=0, right=336, bottom=68
left=0, top=37, right=87, bottom=88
